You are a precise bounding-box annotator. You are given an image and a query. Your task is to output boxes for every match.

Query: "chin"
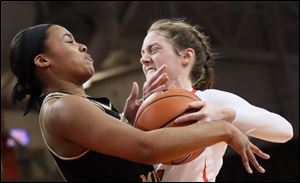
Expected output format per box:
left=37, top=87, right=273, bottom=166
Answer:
left=90, top=68, right=95, bottom=76
left=87, top=67, right=95, bottom=76
left=87, top=71, right=95, bottom=80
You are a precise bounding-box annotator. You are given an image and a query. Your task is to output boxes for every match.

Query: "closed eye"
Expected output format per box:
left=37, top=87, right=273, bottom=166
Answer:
left=151, top=47, right=159, bottom=54
left=63, top=33, right=75, bottom=44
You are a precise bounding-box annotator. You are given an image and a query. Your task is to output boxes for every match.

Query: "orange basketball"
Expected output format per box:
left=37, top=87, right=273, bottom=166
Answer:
left=134, top=88, right=205, bottom=165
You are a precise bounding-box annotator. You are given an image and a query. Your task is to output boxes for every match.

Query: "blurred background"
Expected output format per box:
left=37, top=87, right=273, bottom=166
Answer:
left=1, top=1, right=298, bottom=182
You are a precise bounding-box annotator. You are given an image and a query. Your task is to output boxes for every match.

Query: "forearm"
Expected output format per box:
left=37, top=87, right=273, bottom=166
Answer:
left=141, top=121, right=233, bottom=164
left=233, top=109, right=293, bottom=143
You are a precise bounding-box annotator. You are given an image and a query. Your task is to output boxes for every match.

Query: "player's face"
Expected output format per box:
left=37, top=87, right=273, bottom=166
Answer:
left=43, top=25, right=95, bottom=84
left=140, top=31, right=184, bottom=86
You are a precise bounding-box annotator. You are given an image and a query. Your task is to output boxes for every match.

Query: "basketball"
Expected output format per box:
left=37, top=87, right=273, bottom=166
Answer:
left=134, top=88, right=205, bottom=165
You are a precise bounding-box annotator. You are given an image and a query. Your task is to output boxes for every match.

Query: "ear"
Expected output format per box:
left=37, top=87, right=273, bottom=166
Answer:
left=34, top=54, right=50, bottom=68
left=180, top=48, right=195, bottom=67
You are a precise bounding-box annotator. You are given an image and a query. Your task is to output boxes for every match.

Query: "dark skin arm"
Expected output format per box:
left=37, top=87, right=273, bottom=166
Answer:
left=41, top=95, right=269, bottom=174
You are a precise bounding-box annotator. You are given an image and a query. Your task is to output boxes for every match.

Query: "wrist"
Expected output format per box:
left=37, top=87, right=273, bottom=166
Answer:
left=223, top=122, right=235, bottom=144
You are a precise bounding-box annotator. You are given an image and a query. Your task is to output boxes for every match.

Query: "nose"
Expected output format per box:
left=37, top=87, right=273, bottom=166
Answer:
left=80, top=43, right=87, bottom=52
left=140, top=54, right=151, bottom=65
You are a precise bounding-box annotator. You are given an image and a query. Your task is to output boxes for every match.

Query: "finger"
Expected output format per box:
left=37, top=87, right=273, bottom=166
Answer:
left=127, top=82, right=139, bottom=101
left=250, top=144, right=270, bottom=160
left=143, top=84, right=166, bottom=99
left=144, top=73, right=168, bottom=95
left=174, top=113, right=207, bottom=124
left=145, top=64, right=167, bottom=88
left=151, top=73, right=169, bottom=89
left=246, top=149, right=265, bottom=174
left=241, top=151, right=253, bottom=174
left=187, top=101, right=206, bottom=110
left=189, top=101, right=206, bottom=107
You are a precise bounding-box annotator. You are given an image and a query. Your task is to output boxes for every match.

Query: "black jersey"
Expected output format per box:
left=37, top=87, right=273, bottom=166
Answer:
left=39, top=92, right=160, bottom=182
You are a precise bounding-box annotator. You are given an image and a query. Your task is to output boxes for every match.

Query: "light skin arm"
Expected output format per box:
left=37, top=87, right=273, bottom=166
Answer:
left=46, top=95, right=269, bottom=174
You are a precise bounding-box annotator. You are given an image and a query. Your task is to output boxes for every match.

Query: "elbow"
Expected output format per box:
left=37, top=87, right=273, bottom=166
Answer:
left=283, top=124, right=294, bottom=142
left=277, top=123, right=294, bottom=143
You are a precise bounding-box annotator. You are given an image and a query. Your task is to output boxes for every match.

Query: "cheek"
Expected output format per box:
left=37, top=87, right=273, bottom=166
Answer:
left=154, top=53, right=176, bottom=69
left=48, top=47, right=69, bottom=63
left=152, top=53, right=167, bottom=67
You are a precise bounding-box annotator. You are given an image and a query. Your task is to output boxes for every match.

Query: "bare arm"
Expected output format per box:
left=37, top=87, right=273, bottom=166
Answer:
left=46, top=95, right=269, bottom=174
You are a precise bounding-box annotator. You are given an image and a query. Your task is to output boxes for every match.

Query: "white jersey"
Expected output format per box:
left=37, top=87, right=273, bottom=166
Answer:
left=155, top=89, right=293, bottom=182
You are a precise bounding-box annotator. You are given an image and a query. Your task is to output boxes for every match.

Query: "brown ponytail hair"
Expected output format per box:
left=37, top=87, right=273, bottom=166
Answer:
left=148, top=18, right=218, bottom=90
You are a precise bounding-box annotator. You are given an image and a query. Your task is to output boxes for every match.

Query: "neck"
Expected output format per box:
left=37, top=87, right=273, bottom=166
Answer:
left=167, top=77, right=193, bottom=91
left=43, top=81, right=87, bottom=97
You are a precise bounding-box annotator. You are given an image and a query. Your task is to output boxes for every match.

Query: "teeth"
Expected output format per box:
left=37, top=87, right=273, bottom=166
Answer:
left=146, top=69, right=155, bottom=79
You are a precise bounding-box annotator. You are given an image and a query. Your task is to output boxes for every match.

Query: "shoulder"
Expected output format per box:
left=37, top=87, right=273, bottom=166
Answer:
left=202, top=89, right=233, bottom=95
left=49, top=95, right=89, bottom=112
left=195, top=89, right=229, bottom=98
left=195, top=89, right=246, bottom=106
left=45, top=95, right=100, bottom=126
left=197, top=89, right=241, bottom=98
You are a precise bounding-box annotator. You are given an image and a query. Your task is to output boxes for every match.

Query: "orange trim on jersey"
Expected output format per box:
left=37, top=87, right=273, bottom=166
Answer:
left=191, top=89, right=197, bottom=94
left=202, top=157, right=208, bottom=182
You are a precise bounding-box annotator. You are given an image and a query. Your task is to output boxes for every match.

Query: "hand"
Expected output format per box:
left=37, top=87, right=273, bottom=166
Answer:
left=174, top=101, right=229, bottom=124
left=123, top=65, right=169, bottom=124
left=123, top=82, right=142, bottom=125
left=143, top=64, right=169, bottom=99
left=227, top=125, right=270, bottom=174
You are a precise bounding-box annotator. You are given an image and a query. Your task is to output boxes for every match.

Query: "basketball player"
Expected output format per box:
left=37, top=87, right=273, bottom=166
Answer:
left=9, top=24, right=270, bottom=181
left=137, top=18, right=294, bottom=181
